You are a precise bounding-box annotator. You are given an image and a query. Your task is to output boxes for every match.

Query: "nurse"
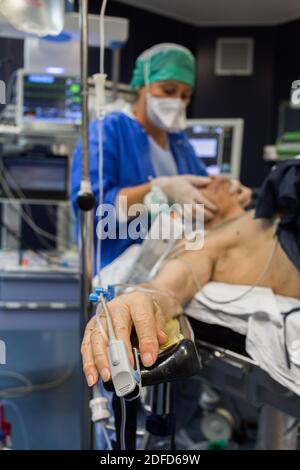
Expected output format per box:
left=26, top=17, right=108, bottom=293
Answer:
left=71, top=43, right=251, bottom=268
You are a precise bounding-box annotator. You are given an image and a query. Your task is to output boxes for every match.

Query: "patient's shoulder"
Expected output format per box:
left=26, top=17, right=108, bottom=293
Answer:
left=206, top=212, right=250, bottom=245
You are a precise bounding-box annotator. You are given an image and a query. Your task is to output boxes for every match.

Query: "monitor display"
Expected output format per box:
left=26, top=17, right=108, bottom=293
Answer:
left=189, top=137, right=218, bottom=159
left=186, top=119, right=244, bottom=178
left=20, top=73, right=81, bottom=127
left=186, top=124, right=222, bottom=175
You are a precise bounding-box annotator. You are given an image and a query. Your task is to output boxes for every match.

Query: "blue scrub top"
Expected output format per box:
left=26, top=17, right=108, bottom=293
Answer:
left=71, top=111, right=207, bottom=268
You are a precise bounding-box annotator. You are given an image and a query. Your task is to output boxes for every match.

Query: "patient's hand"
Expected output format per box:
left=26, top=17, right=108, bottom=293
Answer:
left=81, top=291, right=170, bottom=386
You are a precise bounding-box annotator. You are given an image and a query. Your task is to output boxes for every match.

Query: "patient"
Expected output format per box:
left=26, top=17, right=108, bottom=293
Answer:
left=82, top=164, right=300, bottom=385
left=201, top=175, right=247, bottom=228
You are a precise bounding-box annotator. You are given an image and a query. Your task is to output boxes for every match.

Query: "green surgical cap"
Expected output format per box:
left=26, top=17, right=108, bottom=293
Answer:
left=130, top=43, right=196, bottom=90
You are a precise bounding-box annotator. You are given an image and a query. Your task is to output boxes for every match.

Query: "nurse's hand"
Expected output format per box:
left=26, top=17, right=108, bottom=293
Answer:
left=152, top=175, right=218, bottom=221
left=81, top=292, right=170, bottom=386
left=229, top=179, right=252, bottom=208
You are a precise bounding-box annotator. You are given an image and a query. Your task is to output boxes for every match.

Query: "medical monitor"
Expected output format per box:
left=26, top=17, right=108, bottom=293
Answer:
left=186, top=119, right=244, bottom=179
left=16, top=70, right=81, bottom=134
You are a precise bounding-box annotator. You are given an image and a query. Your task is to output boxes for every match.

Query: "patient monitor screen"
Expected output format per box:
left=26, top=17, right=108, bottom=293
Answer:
left=186, top=124, right=222, bottom=175
left=186, top=123, right=236, bottom=176
left=21, top=73, right=81, bottom=126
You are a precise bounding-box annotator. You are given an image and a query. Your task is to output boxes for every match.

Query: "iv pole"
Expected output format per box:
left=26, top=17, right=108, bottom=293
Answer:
left=78, top=0, right=96, bottom=450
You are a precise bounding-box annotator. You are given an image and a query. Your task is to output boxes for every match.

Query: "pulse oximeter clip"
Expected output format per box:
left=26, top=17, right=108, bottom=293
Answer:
left=89, top=287, right=141, bottom=400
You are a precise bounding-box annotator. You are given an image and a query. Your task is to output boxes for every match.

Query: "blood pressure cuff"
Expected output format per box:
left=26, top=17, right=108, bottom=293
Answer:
left=255, top=160, right=300, bottom=271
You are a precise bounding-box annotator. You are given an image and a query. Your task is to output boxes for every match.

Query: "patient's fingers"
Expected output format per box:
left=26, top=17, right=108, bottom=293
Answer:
left=129, top=293, right=160, bottom=367
left=109, top=300, right=134, bottom=367
left=82, top=292, right=170, bottom=386
left=91, top=318, right=111, bottom=382
left=153, top=300, right=168, bottom=344
left=81, top=317, right=99, bottom=386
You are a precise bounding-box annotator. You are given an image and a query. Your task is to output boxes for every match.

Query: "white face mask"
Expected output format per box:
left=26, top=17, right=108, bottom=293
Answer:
left=146, top=94, right=187, bottom=133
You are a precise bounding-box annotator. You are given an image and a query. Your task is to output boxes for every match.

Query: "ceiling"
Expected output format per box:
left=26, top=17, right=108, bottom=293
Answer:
left=117, top=0, right=300, bottom=26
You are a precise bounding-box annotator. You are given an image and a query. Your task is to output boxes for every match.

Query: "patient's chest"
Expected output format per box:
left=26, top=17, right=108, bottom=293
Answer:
left=212, top=225, right=300, bottom=299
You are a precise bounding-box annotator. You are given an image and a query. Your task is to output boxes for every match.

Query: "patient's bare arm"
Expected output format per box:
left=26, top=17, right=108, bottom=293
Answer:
left=150, top=245, right=216, bottom=307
